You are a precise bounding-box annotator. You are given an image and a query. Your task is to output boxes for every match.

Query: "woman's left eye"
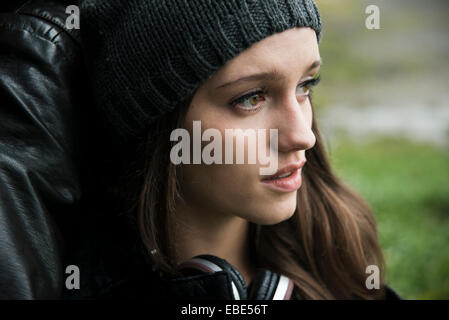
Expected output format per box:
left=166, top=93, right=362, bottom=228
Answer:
left=296, top=76, right=321, bottom=96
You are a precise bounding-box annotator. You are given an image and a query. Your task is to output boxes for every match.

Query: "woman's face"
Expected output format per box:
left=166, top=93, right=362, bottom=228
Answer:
left=179, top=27, right=320, bottom=225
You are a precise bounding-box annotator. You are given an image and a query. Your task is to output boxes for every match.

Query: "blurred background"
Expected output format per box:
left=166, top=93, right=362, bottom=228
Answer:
left=314, top=0, right=449, bottom=299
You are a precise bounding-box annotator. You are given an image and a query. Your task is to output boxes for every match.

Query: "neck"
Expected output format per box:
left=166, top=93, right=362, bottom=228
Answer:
left=171, top=200, right=256, bottom=286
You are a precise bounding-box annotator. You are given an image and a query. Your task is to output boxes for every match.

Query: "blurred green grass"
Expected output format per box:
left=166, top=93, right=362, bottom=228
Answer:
left=314, top=1, right=449, bottom=299
left=328, top=137, right=449, bottom=299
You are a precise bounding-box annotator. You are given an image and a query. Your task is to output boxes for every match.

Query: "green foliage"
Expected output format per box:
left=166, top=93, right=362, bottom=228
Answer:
left=328, top=138, right=449, bottom=299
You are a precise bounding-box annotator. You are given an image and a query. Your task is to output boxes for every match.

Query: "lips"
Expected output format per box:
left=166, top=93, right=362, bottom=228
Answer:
left=262, top=160, right=307, bottom=181
left=261, top=160, right=306, bottom=192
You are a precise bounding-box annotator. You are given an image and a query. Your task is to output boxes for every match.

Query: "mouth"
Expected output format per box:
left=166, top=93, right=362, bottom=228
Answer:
left=261, top=160, right=306, bottom=192
left=262, top=160, right=307, bottom=180
left=264, top=170, right=296, bottom=180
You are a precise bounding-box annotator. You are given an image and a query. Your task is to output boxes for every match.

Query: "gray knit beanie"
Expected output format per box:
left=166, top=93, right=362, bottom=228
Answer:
left=79, top=0, right=322, bottom=143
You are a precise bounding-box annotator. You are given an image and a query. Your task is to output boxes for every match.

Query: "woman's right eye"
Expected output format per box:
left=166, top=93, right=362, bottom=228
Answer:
left=230, top=89, right=267, bottom=112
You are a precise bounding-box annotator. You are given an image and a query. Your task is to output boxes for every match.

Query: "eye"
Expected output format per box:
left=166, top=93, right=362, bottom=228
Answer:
left=230, top=89, right=267, bottom=112
left=296, top=76, right=321, bottom=97
left=229, top=75, right=321, bottom=112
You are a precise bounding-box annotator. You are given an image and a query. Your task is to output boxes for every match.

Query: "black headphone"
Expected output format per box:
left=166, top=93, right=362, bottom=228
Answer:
left=177, top=254, right=294, bottom=300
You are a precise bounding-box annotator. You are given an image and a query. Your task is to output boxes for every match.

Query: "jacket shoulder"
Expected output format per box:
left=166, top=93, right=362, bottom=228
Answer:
left=0, top=0, right=81, bottom=52
left=384, top=285, right=402, bottom=300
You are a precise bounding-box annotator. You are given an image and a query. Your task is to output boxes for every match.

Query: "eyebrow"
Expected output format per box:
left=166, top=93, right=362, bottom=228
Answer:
left=215, top=59, right=322, bottom=90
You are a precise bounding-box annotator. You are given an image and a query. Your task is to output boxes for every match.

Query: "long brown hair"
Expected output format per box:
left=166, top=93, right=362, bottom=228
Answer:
left=118, top=93, right=386, bottom=299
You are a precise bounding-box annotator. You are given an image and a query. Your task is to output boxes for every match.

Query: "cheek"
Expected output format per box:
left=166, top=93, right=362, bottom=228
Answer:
left=180, top=160, right=298, bottom=225
left=180, top=161, right=258, bottom=209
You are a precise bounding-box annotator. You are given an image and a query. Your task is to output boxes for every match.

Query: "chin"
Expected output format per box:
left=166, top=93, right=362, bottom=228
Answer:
left=250, top=194, right=298, bottom=225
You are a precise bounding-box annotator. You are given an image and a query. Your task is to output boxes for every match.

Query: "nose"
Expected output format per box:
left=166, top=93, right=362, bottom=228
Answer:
left=275, top=96, right=316, bottom=153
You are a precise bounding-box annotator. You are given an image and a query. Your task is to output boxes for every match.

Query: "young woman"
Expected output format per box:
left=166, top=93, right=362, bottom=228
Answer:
left=79, top=0, right=399, bottom=299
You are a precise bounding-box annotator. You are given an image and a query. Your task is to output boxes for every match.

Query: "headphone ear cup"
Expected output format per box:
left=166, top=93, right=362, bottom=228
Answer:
left=177, top=254, right=248, bottom=300
left=248, top=269, right=278, bottom=300
left=248, top=269, right=294, bottom=300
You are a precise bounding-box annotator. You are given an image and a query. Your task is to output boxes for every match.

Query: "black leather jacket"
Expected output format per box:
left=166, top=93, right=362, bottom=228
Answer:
left=0, top=0, right=84, bottom=299
left=0, top=0, right=155, bottom=300
left=0, top=0, right=401, bottom=300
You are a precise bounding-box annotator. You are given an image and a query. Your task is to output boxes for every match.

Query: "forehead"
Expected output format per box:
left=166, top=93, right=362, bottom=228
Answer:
left=210, top=27, right=320, bottom=85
